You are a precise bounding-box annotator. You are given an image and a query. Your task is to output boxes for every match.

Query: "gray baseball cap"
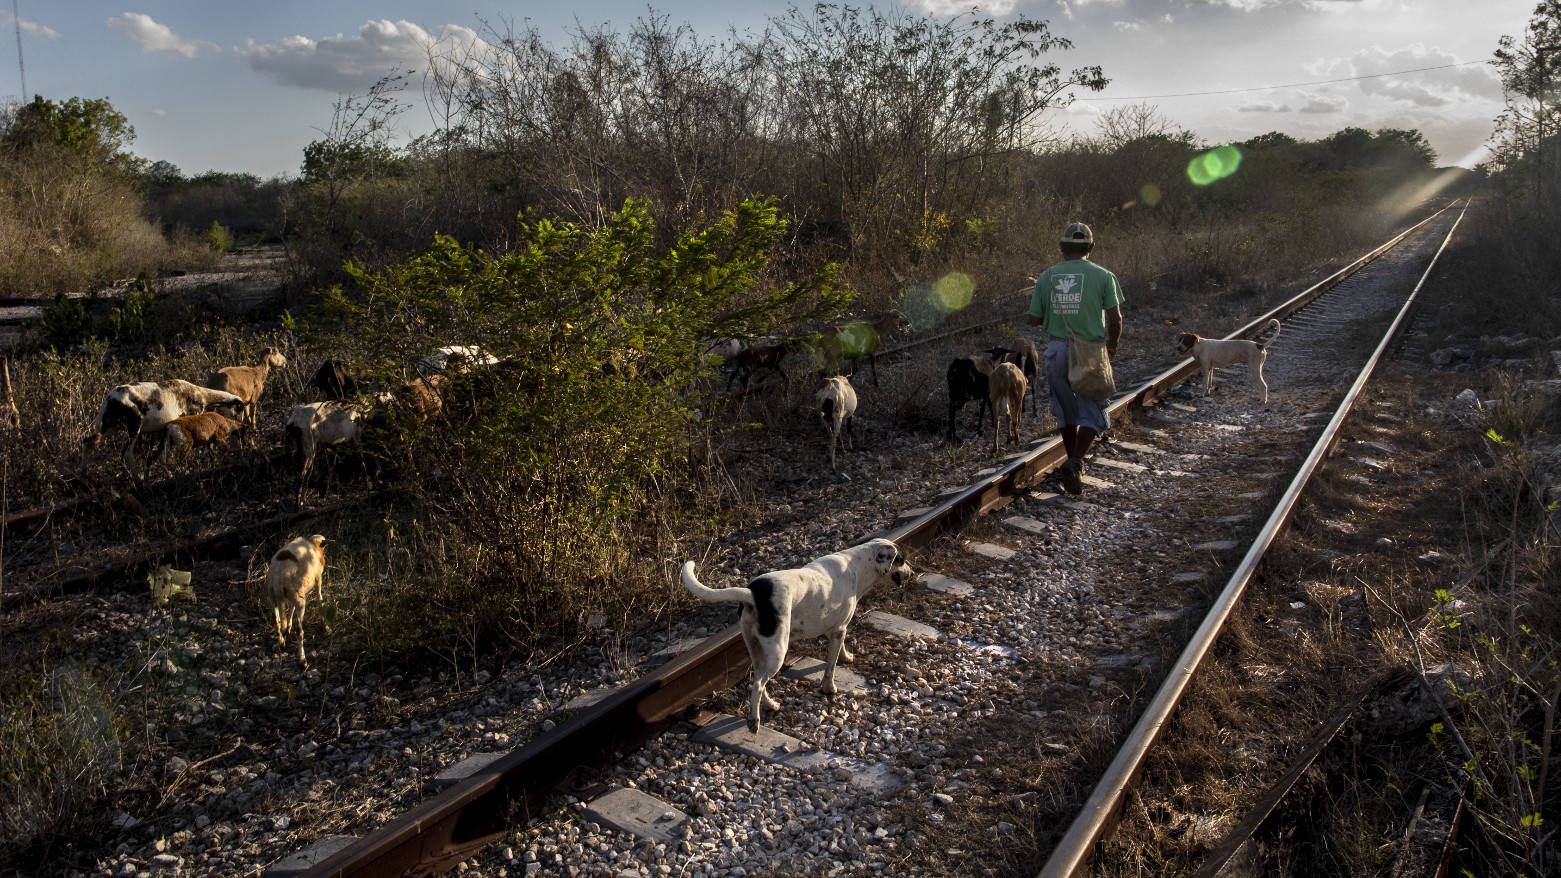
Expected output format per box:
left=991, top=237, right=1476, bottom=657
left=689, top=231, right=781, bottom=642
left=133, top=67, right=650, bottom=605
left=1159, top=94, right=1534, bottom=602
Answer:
left=1061, top=222, right=1093, bottom=244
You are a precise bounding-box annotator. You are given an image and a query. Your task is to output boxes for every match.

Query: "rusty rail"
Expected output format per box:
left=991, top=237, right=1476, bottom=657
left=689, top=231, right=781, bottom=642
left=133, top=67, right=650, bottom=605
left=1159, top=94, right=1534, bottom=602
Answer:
left=2, top=493, right=378, bottom=610
left=297, top=205, right=1459, bottom=877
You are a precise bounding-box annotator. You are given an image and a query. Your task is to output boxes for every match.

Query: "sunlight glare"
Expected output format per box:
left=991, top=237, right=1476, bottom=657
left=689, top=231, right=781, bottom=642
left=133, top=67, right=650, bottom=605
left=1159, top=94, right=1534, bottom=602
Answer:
left=1187, top=145, right=1243, bottom=186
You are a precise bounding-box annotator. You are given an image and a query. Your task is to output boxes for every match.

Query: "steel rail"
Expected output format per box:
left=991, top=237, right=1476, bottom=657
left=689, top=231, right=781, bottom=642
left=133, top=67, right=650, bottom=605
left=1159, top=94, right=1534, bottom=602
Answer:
left=295, top=205, right=1456, bottom=878
left=1191, top=670, right=1411, bottom=878
left=3, top=450, right=294, bottom=533
left=1, top=492, right=379, bottom=610
left=1038, top=200, right=1468, bottom=878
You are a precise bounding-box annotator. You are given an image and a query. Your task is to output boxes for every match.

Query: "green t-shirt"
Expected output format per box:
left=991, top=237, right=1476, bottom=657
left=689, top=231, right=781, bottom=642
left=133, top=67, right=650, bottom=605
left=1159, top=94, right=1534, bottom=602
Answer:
left=1029, top=259, right=1125, bottom=342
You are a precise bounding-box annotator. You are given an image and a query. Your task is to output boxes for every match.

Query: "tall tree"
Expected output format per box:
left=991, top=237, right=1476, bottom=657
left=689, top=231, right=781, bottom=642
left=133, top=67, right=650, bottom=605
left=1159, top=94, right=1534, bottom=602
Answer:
left=1490, top=0, right=1561, bottom=200
left=768, top=4, right=1106, bottom=267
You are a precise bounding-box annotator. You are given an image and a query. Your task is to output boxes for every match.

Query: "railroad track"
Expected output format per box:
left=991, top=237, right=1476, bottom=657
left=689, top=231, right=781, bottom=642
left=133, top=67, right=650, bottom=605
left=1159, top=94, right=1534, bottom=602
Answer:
left=246, top=205, right=1466, bottom=877
left=0, top=447, right=386, bottom=610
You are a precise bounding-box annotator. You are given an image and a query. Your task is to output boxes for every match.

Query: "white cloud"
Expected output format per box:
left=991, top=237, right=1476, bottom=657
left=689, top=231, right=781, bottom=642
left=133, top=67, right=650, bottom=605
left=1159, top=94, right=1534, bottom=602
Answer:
left=107, top=12, right=216, bottom=59
left=0, top=11, right=59, bottom=40
left=237, top=20, right=483, bottom=92
left=1309, top=45, right=1501, bottom=108
left=1353, top=45, right=1501, bottom=106
left=1297, top=91, right=1346, bottom=113
left=1202, top=0, right=1284, bottom=10
left=903, top=0, right=1018, bottom=14
left=1237, top=100, right=1291, bottom=112
left=151, top=108, right=167, bottom=117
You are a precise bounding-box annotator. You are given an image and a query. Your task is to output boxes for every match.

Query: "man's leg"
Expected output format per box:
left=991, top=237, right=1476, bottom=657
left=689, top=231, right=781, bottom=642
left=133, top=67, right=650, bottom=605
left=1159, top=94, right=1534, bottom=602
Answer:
left=1074, top=426, right=1097, bottom=462
left=1061, top=425, right=1077, bottom=458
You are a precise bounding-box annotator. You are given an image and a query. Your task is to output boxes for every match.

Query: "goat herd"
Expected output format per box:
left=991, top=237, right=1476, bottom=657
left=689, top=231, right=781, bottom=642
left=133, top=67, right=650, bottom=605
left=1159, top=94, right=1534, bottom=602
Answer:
left=81, top=344, right=470, bottom=492
left=68, top=315, right=1042, bottom=663
left=76, top=344, right=484, bottom=664
left=711, top=311, right=1043, bottom=470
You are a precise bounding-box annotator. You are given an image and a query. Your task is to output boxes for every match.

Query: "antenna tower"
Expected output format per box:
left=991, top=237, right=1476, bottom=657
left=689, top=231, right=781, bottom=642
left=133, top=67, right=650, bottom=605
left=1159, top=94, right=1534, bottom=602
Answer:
left=11, top=0, right=24, bottom=100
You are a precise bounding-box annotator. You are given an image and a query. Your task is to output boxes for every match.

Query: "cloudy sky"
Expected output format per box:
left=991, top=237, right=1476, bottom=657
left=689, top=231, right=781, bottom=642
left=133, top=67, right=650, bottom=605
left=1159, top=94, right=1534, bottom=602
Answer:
left=0, top=1, right=1530, bottom=178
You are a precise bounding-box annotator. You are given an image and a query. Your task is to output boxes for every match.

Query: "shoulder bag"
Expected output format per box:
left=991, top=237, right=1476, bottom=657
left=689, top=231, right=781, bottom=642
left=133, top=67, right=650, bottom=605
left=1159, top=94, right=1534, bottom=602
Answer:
left=1062, top=313, right=1115, bottom=401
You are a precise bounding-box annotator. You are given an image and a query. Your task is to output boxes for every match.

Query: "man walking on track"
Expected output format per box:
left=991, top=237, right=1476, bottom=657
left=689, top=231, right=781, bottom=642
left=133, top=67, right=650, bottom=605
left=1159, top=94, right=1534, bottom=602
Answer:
left=1028, top=222, right=1124, bottom=496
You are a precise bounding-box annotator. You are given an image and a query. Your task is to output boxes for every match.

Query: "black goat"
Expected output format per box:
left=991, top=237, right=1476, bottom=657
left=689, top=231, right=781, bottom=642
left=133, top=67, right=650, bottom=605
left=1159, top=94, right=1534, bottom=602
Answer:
left=726, top=340, right=791, bottom=391
left=946, top=349, right=1007, bottom=443
left=311, top=359, right=360, bottom=400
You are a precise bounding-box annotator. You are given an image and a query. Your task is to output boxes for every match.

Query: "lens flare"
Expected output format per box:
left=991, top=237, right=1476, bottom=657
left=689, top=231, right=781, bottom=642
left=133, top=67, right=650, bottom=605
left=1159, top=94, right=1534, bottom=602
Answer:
left=1187, top=145, right=1243, bottom=186
left=902, top=271, right=976, bottom=330
left=933, top=272, right=974, bottom=312
left=836, top=322, right=878, bottom=356
left=1139, top=183, right=1162, bottom=207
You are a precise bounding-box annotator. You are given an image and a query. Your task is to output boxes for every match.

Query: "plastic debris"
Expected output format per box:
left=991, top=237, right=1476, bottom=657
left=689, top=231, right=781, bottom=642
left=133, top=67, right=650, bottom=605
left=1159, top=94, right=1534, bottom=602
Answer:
left=148, top=566, right=195, bottom=606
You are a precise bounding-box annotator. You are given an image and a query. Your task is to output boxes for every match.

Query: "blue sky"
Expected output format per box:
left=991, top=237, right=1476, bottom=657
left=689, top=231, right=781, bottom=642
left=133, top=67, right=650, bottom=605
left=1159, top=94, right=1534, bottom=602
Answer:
left=1, top=1, right=1528, bottom=178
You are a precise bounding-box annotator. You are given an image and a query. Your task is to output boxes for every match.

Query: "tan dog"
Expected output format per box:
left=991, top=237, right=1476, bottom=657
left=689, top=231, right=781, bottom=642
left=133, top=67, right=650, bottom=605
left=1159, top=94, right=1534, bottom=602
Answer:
left=1175, top=319, right=1281, bottom=403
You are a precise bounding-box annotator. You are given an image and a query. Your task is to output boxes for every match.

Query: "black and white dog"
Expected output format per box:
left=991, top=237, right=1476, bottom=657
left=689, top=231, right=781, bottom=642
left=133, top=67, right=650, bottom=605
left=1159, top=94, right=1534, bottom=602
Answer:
left=680, top=538, right=915, bottom=733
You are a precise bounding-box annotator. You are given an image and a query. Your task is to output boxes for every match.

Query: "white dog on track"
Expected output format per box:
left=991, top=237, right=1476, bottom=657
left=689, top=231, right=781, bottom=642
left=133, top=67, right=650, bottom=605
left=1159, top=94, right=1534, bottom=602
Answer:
left=680, top=538, right=914, bottom=733
left=1175, top=318, right=1281, bottom=403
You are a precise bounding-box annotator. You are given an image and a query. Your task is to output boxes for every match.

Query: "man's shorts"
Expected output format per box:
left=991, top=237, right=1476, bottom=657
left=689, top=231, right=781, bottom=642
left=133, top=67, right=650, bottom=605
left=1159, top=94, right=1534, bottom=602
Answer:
left=1044, top=338, right=1109, bottom=432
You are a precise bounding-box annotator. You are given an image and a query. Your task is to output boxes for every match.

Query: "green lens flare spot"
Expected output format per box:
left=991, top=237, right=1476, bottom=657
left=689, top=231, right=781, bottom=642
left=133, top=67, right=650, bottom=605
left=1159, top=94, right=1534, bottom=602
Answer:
left=1139, top=183, right=1162, bottom=207
left=837, top=323, right=877, bottom=356
left=1187, top=145, right=1243, bottom=186
left=933, top=272, right=973, bottom=313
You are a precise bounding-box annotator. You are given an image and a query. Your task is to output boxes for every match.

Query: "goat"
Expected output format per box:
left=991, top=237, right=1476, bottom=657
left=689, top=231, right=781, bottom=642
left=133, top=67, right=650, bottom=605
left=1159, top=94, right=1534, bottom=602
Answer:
left=265, top=533, right=328, bottom=667
left=418, top=344, right=497, bottom=378
left=998, top=339, right=1040, bottom=419
left=86, top=379, right=246, bottom=476
left=988, top=362, right=1027, bottom=456
left=826, top=310, right=910, bottom=387
left=702, top=337, right=746, bottom=365
left=285, top=401, right=367, bottom=501
left=311, top=359, right=360, bottom=400
left=945, top=350, right=1005, bottom=444
left=207, top=346, right=287, bottom=431
left=815, top=375, right=857, bottom=473
left=396, top=374, right=445, bottom=422
left=164, top=412, right=246, bottom=463
left=726, top=339, right=791, bottom=391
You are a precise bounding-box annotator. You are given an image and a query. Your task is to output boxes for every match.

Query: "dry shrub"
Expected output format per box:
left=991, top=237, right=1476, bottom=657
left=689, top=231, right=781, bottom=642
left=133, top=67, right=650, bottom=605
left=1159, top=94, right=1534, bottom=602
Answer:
left=0, top=150, right=205, bottom=297
left=0, top=664, right=127, bottom=859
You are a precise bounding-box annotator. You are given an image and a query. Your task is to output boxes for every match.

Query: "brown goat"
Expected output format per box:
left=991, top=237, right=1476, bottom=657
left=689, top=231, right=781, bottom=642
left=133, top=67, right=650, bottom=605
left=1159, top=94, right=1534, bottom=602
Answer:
left=164, top=412, right=246, bottom=461
left=988, top=361, right=1027, bottom=456
left=725, top=339, right=792, bottom=391
left=266, top=533, right=328, bottom=667
left=826, top=310, right=910, bottom=386
left=396, top=374, right=446, bottom=421
left=209, top=346, right=288, bottom=430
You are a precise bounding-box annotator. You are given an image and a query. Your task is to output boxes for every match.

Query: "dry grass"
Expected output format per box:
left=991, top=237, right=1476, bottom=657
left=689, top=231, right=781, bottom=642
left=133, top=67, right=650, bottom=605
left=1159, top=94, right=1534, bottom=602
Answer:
left=0, top=152, right=213, bottom=298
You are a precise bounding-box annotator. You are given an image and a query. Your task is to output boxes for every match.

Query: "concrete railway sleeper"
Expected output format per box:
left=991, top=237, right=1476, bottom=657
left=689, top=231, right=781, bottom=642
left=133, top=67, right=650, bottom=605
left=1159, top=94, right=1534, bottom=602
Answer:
left=232, top=206, right=1468, bottom=877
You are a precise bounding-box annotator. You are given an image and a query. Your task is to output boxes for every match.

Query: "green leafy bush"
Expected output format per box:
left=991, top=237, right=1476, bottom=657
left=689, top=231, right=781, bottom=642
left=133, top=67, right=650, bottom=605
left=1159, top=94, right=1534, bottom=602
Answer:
left=204, top=220, right=234, bottom=253
left=35, top=293, right=90, bottom=351
left=106, top=274, right=159, bottom=341
left=308, top=197, right=852, bottom=647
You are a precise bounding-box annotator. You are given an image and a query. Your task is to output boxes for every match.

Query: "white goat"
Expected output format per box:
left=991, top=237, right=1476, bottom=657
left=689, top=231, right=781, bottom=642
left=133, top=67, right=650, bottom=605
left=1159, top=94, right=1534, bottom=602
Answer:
left=208, top=346, right=287, bottom=431
left=417, top=345, right=497, bottom=378
left=284, top=401, right=366, bottom=486
left=989, top=362, right=1027, bottom=456
left=815, top=375, right=857, bottom=473
left=87, top=379, right=245, bottom=476
left=265, top=533, right=328, bottom=667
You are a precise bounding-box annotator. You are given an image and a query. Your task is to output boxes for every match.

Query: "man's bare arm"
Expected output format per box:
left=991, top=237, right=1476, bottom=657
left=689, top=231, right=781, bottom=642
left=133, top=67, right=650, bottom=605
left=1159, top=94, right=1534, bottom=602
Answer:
left=1106, top=305, right=1123, bottom=357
